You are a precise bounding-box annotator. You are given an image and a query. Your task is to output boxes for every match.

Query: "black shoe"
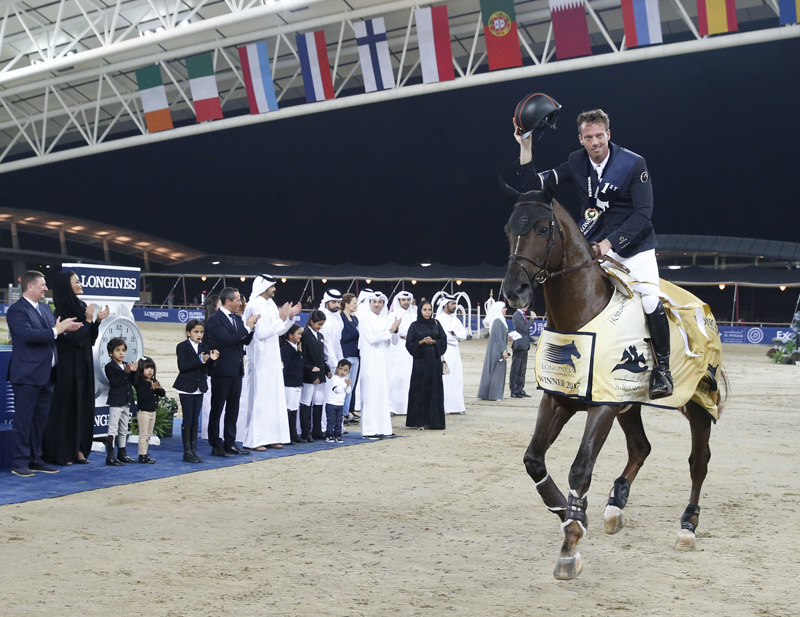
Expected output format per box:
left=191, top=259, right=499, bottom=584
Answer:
left=138, top=454, right=157, bottom=464
left=511, top=393, right=522, bottom=398
left=117, top=448, right=135, bottom=464
left=11, top=467, right=34, bottom=477
left=224, top=445, right=250, bottom=456
left=183, top=452, right=196, bottom=462
left=311, top=433, right=326, bottom=441
left=106, top=457, right=124, bottom=466
left=211, top=446, right=229, bottom=457
left=29, top=462, right=59, bottom=474
left=302, top=436, right=313, bottom=443
left=520, top=391, right=532, bottom=398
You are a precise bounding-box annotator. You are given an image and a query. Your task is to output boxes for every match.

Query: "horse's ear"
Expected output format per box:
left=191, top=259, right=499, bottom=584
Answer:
left=498, top=175, right=521, bottom=205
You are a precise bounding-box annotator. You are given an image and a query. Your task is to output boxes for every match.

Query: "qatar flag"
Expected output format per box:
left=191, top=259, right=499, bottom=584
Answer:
left=549, top=0, right=592, bottom=60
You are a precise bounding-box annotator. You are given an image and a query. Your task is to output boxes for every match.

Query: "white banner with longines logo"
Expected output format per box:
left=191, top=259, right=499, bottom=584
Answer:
left=62, top=263, right=140, bottom=307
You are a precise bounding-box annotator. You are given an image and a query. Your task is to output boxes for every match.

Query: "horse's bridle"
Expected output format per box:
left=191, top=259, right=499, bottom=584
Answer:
left=507, top=201, right=628, bottom=285
left=507, top=201, right=563, bottom=285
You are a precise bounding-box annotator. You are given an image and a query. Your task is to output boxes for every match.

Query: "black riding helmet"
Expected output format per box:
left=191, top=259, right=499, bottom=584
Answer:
left=513, top=93, right=561, bottom=141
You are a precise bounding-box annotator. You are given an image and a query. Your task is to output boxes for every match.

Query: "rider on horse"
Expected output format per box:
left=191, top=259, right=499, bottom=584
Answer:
left=512, top=95, right=673, bottom=399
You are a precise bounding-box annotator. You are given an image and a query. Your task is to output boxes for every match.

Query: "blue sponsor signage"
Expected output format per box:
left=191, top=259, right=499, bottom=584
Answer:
left=132, top=307, right=310, bottom=326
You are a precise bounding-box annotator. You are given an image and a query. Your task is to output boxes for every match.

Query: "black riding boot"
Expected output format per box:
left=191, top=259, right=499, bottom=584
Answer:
left=646, top=302, right=674, bottom=399
left=182, top=425, right=195, bottom=463
left=105, top=435, right=122, bottom=466
left=190, top=427, right=203, bottom=462
left=311, top=405, right=325, bottom=440
left=288, top=410, right=301, bottom=444
left=299, top=404, right=312, bottom=442
left=117, top=445, right=135, bottom=464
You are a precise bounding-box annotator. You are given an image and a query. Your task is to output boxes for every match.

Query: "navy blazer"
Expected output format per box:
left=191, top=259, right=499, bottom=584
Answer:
left=173, top=339, right=212, bottom=393
left=511, top=310, right=532, bottom=351
left=519, top=142, right=656, bottom=258
left=6, top=298, right=57, bottom=386
left=104, top=361, right=136, bottom=406
left=205, top=309, right=254, bottom=378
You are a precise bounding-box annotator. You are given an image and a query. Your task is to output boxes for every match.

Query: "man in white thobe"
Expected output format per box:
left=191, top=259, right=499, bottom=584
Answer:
left=358, top=291, right=401, bottom=438
left=387, top=291, right=415, bottom=416
left=437, top=294, right=467, bottom=414
left=241, top=274, right=302, bottom=449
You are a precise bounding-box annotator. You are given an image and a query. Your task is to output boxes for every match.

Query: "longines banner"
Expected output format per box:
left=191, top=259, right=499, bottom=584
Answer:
left=62, top=263, right=140, bottom=301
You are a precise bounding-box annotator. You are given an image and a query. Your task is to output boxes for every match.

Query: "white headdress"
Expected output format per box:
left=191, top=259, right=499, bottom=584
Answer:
left=436, top=293, right=456, bottom=317
left=483, top=301, right=506, bottom=329
left=389, top=291, right=415, bottom=314
left=318, top=288, right=343, bottom=310
left=252, top=274, right=276, bottom=298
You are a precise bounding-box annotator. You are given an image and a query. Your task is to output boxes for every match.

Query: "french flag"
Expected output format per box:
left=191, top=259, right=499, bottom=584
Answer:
left=354, top=18, right=396, bottom=93
left=296, top=31, right=335, bottom=103
left=415, top=6, right=454, bottom=84
left=238, top=42, right=279, bottom=114
left=621, top=0, right=663, bottom=47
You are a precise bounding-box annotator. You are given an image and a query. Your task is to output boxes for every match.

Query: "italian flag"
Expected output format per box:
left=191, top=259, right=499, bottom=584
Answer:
left=186, top=53, right=223, bottom=122
left=135, top=65, right=173, bottom=133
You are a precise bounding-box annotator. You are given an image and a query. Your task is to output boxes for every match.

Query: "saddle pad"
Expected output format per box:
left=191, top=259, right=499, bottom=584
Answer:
left=535, top=279, right=721, bottom=419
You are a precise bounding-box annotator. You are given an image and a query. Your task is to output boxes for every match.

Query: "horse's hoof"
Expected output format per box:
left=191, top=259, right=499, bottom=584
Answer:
left=553, top=552, right=583, bottom=580
left=603, top=505, right=626, bottom=535
left=675, top=529, right=696, bottom=551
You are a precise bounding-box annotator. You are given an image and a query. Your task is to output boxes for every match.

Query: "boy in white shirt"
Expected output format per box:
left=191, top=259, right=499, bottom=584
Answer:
left=325, top=360, right=352, bottom=443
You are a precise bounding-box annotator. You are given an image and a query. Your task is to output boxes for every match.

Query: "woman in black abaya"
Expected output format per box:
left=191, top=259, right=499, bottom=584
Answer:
left=405, top=301, right=448, bottom=430
left=41, top=271, right=109, bottom=465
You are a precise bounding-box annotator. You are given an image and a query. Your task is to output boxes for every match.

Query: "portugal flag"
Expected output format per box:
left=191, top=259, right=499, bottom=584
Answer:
left=480, top=0, right=523, bottom=71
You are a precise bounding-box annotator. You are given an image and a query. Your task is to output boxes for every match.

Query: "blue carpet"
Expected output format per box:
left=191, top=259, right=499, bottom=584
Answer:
left=0, top=419, right=392, bottom=506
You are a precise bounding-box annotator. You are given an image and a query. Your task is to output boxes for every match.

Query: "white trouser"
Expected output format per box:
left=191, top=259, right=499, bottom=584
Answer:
left=608, top=248, right=661, bottom=313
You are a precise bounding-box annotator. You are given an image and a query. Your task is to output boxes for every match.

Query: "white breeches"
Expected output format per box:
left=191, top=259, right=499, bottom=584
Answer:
left=607, top=248, right=661, bottom=313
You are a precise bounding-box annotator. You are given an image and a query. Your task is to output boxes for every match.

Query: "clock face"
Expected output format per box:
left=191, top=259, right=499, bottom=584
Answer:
left=95, top=316, right=145, bottom=387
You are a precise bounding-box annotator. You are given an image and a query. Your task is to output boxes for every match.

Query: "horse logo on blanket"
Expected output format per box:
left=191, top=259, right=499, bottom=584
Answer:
left=612, top=345, right=648, bottom=374
left=541, top=341, right=581, bottom=370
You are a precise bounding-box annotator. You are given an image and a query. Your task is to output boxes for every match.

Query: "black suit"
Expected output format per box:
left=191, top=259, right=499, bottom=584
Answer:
left=6, top=297, right=58, bottom=470
left=205, top=308, right=254, bottom=448
left=509, top=310, right=533, bottom=396
left=301, top=328, right=329, bottom=384
left=173, top=339, right=212, bottom=393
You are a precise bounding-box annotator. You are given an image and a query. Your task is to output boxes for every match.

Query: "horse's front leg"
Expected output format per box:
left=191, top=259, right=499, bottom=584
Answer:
left=555, top=405, right=619, bottom=580
left=604, top=404, right=652, bottom=534
left=523, top=394, right=577, bottom=521
left=675, top=401, right=712, bottom=551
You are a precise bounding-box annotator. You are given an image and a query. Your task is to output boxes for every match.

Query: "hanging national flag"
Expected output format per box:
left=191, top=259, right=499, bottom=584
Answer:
left=621, top=0, right=663, bottom=47
left=296, top=31, right=335, bottom=103
left=779, top=0, right=799, bottom=24
left=549, top=0, right=592, bottom=60
left=415, top=6, right=455, bottom=84
left=696, top=0, right=738, bottom=36
left=354, top=18, right=396, bottom=93
left=135, top=65, right=173, bottom=133
left=480, top=0, right=522, bottom=71
left=238, top=42, right=279, bottom=114
left=186, top=53, right=223, bottom=122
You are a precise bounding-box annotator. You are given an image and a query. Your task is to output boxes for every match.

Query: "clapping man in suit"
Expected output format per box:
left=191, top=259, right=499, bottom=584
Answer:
left=205, top=286, right=259, bottom=457
left=510, top=305, right=534, bottom=399
left=7, top=270, right=81, bottom=477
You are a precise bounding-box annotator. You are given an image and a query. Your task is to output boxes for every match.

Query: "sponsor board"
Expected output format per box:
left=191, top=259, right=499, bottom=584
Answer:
left=132, top=308, right=310, bottom=325
left=63, top=264, right=140, bottom=300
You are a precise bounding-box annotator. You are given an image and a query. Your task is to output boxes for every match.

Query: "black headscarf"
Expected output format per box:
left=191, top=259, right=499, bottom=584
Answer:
left=50, top=270, right=86, bottom=321
left=413, top=301, right=439, bottom=337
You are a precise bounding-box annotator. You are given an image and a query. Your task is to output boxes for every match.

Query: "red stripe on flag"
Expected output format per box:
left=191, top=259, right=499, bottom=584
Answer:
left=697, top=0, right=709, bottom=36
left=620, top=0, right=638, bottom=48
left=431, top=5, right=455, bottom=82
left=484, top=23, right=523, bottom=71
left=551, top=5, right=592, bottom=60
left=238, top=46, right=259, bottom=115
left=313, top=31, right=335, bottom=100
left=725, top=0, right=738, bottom=31
left=194, top=97, right=223, bottom=122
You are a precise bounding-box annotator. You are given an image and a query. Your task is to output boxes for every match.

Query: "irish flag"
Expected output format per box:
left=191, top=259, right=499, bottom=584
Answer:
left=549, top=0, right=593, bottom=60
left=415, top=6, right=454, bottom=84
left=238, top=42, right=279, bottom=114
left=480, top=0, right=522, bottom=71
left=135, top=65, right=172, bottom=133
left=697, top=0, right=738, bottom=35
left=186, top=53, right=223, bottom=122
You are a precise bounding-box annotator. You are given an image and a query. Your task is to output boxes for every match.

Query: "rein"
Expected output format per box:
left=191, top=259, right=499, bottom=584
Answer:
left=507, top=201, right=630, bottom=285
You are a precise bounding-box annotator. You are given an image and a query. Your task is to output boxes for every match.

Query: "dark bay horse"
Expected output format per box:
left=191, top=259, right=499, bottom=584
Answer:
left=502, top=185, right=725, bottom=580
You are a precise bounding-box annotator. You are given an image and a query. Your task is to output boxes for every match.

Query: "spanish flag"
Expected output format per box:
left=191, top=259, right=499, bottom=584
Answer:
left=696, top=0, right=738, bottom=36
left=480, top=0, right=522, bottom=71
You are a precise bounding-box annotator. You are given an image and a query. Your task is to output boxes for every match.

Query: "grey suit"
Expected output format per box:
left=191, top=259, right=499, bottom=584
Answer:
left=510, top=310, right=532, bottom=396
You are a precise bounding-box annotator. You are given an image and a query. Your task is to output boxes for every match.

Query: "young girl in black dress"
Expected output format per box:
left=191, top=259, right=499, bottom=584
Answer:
left=135, top=357, right=165, bottom=464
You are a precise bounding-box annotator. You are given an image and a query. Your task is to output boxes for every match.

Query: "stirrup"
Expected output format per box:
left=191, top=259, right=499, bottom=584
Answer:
left=649, top=367, right=673, bottom=399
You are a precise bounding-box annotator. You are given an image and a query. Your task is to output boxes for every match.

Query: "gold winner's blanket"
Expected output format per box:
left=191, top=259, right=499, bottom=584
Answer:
left=534, top=268, right=721, bottom=419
